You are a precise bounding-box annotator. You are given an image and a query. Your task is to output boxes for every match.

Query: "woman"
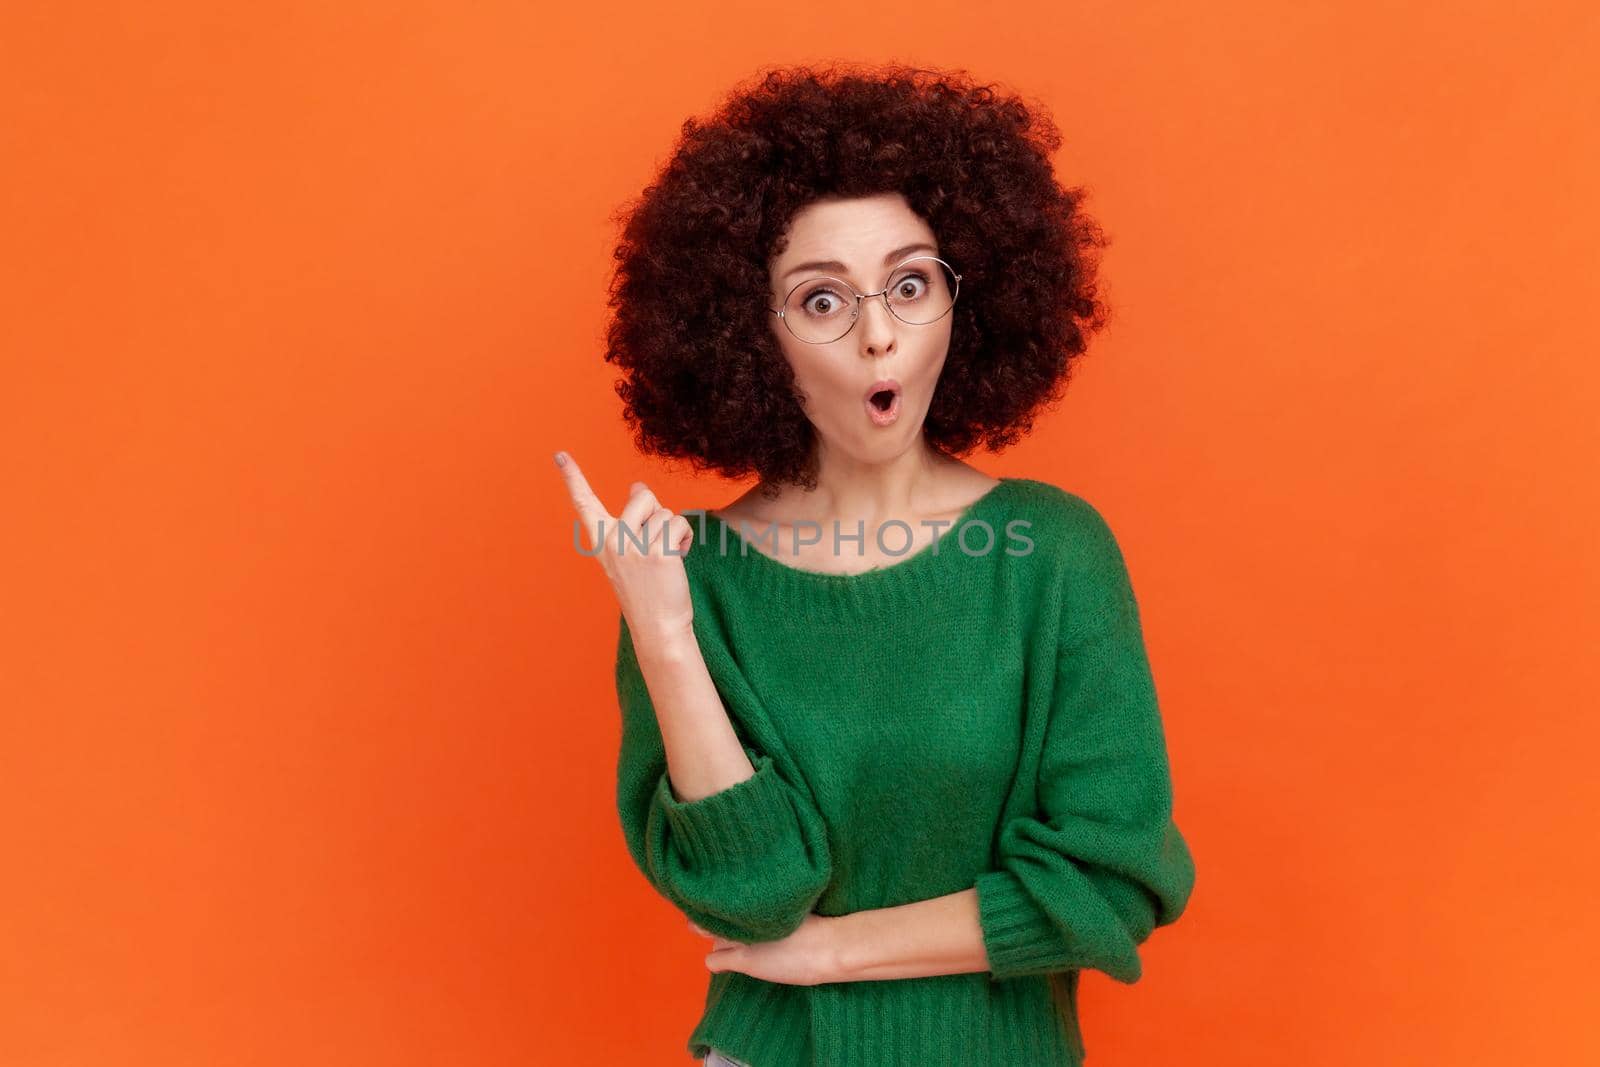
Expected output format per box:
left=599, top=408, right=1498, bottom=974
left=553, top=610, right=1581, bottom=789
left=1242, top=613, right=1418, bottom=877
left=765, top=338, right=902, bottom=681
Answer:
left=556, top=63, right=1196, bottom=1067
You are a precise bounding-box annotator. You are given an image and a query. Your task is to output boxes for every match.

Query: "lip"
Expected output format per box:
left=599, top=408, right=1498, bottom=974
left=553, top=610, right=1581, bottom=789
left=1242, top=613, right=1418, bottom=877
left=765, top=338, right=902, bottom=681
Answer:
left=863, top=378, right=902, bottom=426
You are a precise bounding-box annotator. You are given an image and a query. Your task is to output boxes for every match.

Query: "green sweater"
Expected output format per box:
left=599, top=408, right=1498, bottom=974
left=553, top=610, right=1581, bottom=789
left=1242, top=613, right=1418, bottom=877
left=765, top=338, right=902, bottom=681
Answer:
left=613, top=476, right=1196, bottom=1066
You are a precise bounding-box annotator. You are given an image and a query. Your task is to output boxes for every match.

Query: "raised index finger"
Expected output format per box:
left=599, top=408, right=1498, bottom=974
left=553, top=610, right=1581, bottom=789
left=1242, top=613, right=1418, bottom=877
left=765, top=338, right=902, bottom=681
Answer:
left=553, top=451, right=611, bottom=552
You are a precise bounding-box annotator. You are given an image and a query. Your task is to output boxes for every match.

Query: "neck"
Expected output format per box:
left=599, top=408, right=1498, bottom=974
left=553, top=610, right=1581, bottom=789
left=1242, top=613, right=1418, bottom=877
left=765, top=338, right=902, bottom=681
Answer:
left=777, top=438, right=959, bottom=526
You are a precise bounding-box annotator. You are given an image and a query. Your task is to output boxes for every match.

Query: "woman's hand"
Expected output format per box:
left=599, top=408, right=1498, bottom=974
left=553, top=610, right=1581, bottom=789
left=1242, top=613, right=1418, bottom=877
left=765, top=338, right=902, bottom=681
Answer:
left=688, top=913, right=844, bottom=987
left=554, top=450, right=696, bottom=647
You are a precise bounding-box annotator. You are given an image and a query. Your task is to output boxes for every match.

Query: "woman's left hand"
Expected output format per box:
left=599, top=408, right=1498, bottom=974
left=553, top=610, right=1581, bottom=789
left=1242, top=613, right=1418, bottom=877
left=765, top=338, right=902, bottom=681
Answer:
left=689, top=913, right=843, bottom=986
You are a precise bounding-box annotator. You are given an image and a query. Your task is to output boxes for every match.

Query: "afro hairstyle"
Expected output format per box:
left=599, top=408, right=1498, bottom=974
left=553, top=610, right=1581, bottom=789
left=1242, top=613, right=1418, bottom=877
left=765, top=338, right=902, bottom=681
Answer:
left=603, top=61, right=1113, bottom=493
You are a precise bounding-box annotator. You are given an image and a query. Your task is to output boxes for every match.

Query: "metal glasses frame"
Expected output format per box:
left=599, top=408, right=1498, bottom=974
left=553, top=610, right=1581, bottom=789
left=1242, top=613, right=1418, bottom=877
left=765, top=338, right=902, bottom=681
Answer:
left=767, top=255, right=962, bottom=344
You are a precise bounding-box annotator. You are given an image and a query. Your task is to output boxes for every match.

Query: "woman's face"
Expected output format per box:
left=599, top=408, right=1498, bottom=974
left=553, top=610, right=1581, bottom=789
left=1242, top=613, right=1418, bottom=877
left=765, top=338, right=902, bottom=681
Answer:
left=766, top=192, right=954, bottom=463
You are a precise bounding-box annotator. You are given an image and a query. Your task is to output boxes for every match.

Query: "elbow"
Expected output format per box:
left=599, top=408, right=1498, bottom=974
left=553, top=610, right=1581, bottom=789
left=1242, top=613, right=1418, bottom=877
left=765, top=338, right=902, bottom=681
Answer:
left=674, top=867, right=831, bottom=944
left=1067, top=900, right=1147, bottom=984
left=1097, top=931, right=1145, bottom=985
left=634, top=751, right=836, bottom=942
left=645, top=841, right=833, bottom=944
left=1093, top=880, right=1166, bottom=983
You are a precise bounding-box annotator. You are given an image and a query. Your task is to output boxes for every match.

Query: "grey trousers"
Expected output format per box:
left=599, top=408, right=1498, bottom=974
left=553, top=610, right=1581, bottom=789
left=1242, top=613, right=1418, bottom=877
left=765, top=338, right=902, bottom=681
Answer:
left=702, top=1050, right=752, bottom=1067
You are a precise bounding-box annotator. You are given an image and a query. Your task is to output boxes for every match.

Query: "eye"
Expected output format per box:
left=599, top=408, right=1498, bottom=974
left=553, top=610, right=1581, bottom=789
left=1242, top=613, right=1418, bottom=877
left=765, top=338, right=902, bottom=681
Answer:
left=801, top=284, right=851, bottom=317
left=891, top=272, right=930, bottom=301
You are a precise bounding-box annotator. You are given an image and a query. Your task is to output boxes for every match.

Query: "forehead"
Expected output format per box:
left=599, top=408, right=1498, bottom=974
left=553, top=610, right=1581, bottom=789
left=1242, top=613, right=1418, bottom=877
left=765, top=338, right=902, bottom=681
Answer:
left=774, top=192, right=936, bottom=266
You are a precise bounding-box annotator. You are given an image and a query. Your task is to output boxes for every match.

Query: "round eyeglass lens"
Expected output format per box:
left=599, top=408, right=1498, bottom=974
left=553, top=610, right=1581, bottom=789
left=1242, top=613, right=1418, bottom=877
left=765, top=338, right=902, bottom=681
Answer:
left=883, top=257, right=958, bottom=325
left=782, top=276, right=856, bottom=344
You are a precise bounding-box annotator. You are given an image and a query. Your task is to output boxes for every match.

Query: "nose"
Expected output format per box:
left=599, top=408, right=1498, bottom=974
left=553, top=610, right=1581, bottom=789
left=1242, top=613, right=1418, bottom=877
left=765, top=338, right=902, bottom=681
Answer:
left=856, top=292, right=898, bottom=358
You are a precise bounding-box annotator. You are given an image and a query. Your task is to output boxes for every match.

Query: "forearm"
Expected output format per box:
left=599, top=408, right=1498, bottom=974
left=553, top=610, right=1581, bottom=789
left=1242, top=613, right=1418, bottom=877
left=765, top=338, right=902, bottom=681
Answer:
left=831, top=887, right=990, bottom=981
left=632, top=625, right=753, bottom=803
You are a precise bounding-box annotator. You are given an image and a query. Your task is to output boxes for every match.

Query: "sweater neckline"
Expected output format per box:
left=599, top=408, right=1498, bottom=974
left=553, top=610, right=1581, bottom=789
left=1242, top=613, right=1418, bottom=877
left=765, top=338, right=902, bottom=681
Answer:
left=696, top=476, right=1019, bottom=596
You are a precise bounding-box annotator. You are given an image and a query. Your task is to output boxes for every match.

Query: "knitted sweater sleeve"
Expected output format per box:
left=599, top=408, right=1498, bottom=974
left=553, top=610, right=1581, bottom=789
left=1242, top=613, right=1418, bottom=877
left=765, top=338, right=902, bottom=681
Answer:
left=612, top=614, right=833, bottom=944
left=973, top=503, right=1197, bottom=984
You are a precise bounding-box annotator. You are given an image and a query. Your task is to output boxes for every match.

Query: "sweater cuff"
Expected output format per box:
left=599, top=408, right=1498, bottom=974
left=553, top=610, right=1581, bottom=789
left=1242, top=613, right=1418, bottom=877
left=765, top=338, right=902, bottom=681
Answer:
left=652, top=752, right=794, bottom=868
left=974, top=868, right=1075, bottom=979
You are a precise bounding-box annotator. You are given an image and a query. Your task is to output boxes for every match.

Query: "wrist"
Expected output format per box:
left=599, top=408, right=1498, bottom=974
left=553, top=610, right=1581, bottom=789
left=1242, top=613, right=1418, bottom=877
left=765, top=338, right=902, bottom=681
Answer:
left=822, top=912, right=860, bottom=982
left=631, top=620, right=698, bottom=662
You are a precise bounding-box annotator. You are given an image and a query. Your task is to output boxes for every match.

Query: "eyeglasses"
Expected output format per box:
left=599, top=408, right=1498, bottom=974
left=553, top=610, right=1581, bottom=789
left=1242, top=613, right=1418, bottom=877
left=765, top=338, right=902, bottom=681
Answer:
left=767, top=255, right=962, bottom=345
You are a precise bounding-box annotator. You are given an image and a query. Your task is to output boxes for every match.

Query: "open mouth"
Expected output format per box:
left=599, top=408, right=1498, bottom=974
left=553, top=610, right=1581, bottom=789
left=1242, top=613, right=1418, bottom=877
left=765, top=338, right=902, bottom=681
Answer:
left=863, top=379, right=902, bottom=424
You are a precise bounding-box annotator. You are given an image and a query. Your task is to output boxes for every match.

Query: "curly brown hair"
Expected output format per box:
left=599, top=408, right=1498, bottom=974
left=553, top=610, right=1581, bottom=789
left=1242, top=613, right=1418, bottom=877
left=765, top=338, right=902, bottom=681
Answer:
left=603, top=61, right=1112, bottom=493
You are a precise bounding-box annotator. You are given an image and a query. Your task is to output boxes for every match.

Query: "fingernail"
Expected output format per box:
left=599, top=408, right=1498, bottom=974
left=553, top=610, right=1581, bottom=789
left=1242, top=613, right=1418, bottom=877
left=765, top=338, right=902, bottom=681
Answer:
left=553, top=451, right=566, bottom=467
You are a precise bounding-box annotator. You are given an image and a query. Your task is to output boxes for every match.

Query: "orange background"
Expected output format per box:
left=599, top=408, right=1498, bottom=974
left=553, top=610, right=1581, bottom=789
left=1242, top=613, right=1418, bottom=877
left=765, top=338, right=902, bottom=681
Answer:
left=3, top=2, right=1597, bottom=1064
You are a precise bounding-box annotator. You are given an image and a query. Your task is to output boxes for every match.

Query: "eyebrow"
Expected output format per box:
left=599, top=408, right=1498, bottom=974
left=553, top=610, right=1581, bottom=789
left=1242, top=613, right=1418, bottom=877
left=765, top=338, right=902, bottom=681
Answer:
left=781, top=242, right=939, bottom=282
